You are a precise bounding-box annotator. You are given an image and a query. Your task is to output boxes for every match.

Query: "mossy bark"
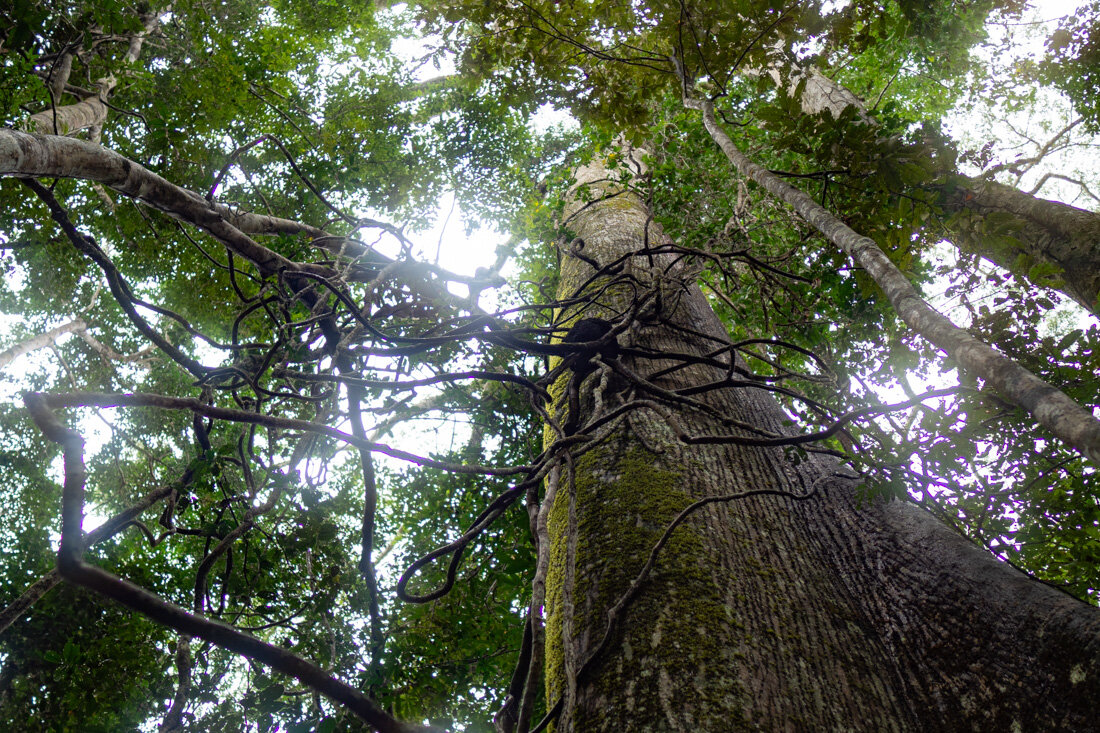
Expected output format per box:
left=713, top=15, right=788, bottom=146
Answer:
left=541, top=148, right=1100, bottom=731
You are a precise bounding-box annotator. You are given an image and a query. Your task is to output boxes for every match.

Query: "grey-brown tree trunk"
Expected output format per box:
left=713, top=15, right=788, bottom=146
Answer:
left=945, top=177, right=1100, bottom=315
left=542, top=152, right=1100, bottom=731
left=763, top=63, right=1100, bottom=316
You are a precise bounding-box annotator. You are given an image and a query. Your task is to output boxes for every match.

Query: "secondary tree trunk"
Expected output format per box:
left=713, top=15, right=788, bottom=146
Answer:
left=0, top=318, right=86, bottom=369
left=944, top=177, right=1100, bottom=314
left=24, top=8, right=162, bottom=138
left=541, top=149, right=1100, bottom=731
left=762, top=63, right=1100, bottom=316
left=24, top=93, right=110, bottom=136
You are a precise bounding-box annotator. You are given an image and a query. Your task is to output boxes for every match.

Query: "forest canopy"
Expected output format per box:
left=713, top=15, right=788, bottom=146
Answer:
left=1, top=0, right=1099, bottom=730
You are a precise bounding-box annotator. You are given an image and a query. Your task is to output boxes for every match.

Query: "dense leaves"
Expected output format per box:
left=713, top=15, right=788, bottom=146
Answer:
left=1044, top=0, right=1100, bottom=131
left=0, top=0, right=1098, bottom=730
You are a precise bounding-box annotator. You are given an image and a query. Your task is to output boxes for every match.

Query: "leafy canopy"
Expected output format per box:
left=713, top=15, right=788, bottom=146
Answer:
left=0, top=0, right=1098, bottom=730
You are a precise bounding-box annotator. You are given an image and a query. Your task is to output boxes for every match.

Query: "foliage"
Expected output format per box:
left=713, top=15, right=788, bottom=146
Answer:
left=0, top=0, right=1098, bottom=730
left=1043, top=0, right=1100, bottom=132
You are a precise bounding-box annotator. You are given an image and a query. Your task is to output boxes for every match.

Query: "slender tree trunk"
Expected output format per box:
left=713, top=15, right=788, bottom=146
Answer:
left=760, top=63, right=1100, bottom=315
left=24, top=93, right=110, bottom=136
left=0, top=318, right=86, bottom=369
left=541, top=149, right=1100, bottom=731
left=24, top=9, right=162, bottom=137
left=681, top=91, right=1100, bottom=463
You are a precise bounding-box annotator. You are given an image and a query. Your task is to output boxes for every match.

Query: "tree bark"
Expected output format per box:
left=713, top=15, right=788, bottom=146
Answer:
left=0, top=318, right=87, bottom=369
left=541, top=149, right=1100, bottom=731
left=761, top=63, right=1100, bottom=316
left=24, top=94, right=110, bottom=136
left=24, top=9, right=162, bottom=137
left=679, top=87, right=1100, bottom=464
left=945, top=177, right=1100, bottom=314
left=0, top=130, right=321, bottom=279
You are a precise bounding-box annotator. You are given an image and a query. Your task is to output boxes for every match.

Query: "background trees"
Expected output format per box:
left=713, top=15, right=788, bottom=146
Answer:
left=1, top=0, right=1098, bottom=730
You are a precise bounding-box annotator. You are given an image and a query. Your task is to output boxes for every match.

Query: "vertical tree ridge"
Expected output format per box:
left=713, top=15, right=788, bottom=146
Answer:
left=543, top=146, right=1100, bottom=731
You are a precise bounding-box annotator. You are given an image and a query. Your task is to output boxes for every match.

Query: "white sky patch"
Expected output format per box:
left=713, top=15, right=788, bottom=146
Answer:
left=417, top=194, right=506, bottom=281
left=946, top=0, right=1099, bottom=207
left=529, top=103, right=579, bottom=136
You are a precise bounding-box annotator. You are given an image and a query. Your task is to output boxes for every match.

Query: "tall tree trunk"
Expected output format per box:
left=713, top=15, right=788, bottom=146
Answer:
left=541, top=149, right=1100, bottom=731
left=944, top=177, right=1100, bottom=314
left=761, top=63, right=1100, bottom=316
